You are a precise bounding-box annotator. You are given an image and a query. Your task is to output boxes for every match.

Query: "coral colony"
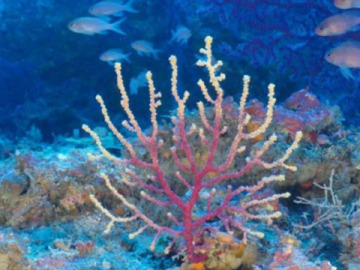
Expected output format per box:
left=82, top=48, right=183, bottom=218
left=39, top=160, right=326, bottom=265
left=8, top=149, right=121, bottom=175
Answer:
left=4, top=0, right=360, bottom=269
left=83, top=36, right=303, bottom=263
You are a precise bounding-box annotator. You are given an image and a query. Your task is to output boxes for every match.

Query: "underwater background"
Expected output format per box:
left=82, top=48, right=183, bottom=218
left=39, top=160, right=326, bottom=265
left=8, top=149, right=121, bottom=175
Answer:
left=1, top=0, right=360, bottom=269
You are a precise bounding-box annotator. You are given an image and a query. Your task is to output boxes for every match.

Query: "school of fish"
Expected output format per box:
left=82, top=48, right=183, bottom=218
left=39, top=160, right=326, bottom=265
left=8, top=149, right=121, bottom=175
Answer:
left=68, top=0, right=192, bottom=94
left=316, top=0, right=360, bottom=79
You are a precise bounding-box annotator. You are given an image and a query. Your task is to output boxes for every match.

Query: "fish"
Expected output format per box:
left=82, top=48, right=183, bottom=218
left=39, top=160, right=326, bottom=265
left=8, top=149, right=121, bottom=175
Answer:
left=99, top=49, right=131, bottom=65
left=129, top=70, right=147, bottom=95
left=170, top=26, right=192, bottom=45
left=315, top=10, right=360, bottom=36
left=131, top=40, right=161, bottom=59
left=68, top=17, right=126, bottom=35
left=334, top=0, right=360, bottom=9
left=89, top=0, right=138, bottom=16
left=325, top=41, right=360, bottom=80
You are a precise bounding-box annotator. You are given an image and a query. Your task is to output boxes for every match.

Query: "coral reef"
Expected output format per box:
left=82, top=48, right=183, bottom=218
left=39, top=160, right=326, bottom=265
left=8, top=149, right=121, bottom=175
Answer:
left=3, top=0, right=360, bottom=269
left=83, top=36, right=302, bottom=264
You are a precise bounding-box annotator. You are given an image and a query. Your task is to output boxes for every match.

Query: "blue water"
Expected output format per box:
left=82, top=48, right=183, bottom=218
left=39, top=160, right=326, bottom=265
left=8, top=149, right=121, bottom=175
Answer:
left=0, top=1, right=359, bottom=269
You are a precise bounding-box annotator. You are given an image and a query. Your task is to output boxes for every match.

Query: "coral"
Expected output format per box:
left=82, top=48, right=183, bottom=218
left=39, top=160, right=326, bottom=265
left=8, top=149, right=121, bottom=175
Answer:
left=181, top=233, right=258, bottom=270
left=83, top=36, right=302, bottom=262
left=267, top=244, right=336, bottom=270
left=242, top=87, right=341, bottom=143
left=0, top=146, right=99, bottom=228
left=0, top=233, right=33, bottom=270
left=294, top=170, right=349, bottom=230
left=295, top=170, right=360, bottom=269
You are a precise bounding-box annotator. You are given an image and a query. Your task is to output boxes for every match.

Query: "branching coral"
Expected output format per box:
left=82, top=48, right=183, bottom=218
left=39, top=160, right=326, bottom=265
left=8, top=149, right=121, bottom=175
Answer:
left=83, top=36, right=302, bottom=262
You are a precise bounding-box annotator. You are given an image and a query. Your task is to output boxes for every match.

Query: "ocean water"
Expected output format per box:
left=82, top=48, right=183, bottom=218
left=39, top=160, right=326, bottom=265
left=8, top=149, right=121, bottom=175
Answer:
left=0, top=0, right=360, bottom=269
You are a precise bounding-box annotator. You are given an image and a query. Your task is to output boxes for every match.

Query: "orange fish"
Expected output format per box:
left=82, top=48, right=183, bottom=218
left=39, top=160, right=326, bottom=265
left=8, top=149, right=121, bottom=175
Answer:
left=325, top=41, right=360, bottom=80
left=315, top=10, right=360, bottom=36
left=334, top=0, right=360, bottom=9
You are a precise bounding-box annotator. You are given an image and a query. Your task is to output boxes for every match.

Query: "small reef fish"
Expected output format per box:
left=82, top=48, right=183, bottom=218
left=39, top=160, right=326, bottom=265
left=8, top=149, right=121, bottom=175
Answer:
left=89, top=0, right=138, bottom=16
left=334, top=0, right=360, bottom=9
left=99, top=49, right=130, bottom=65
left=325, top=41, right=360, bottom=80
left=170, top=26, right=192, bottom=45
left=315, top=10, right=360, bottom=36
left=68, top=17, right=126, bottom=35
left=129, top=70, right=147, bottom=95
left=131, top=40, right=160, bottom=59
